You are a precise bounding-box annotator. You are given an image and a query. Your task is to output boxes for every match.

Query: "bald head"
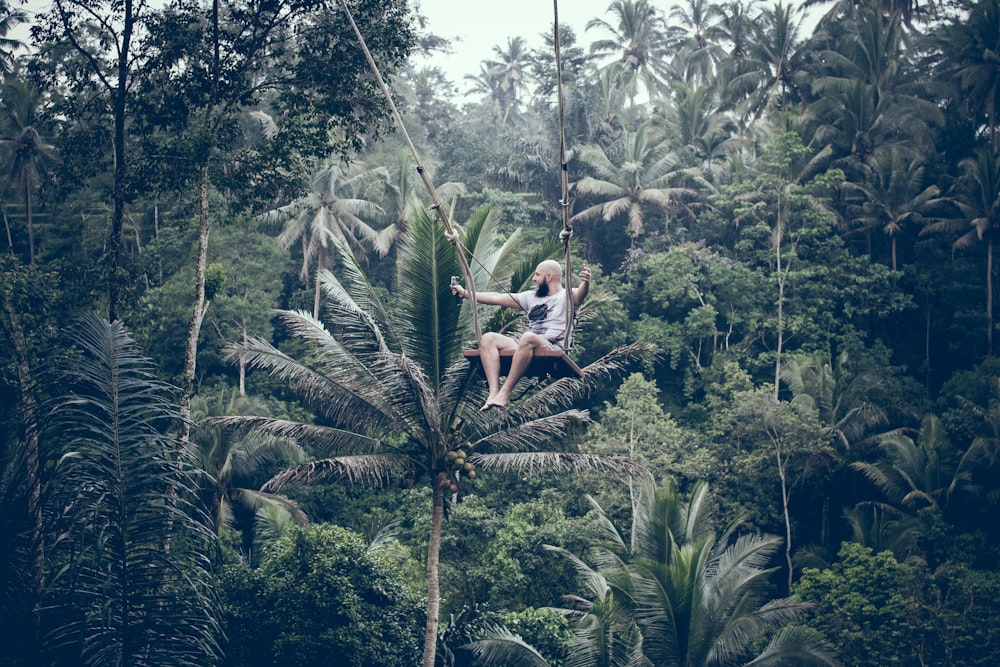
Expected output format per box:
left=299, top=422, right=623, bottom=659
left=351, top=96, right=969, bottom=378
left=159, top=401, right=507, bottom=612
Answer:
left=534, top=260, right=563, bottom=297
left=538, top=260, right=562, bottom=281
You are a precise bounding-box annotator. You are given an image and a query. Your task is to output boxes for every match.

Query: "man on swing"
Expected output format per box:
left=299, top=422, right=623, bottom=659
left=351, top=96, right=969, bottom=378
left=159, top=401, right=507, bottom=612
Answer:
left=452, top=260, right=591, bottom=410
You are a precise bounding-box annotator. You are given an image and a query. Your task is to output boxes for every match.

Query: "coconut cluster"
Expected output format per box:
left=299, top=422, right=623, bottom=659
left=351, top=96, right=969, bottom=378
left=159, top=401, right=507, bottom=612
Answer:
left=437, top=448, right=476, bottom=495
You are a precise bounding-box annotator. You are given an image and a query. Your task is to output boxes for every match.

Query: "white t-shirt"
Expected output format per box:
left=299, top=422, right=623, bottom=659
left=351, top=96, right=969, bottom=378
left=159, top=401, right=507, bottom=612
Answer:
left=516, top=288, right=568, bottom=345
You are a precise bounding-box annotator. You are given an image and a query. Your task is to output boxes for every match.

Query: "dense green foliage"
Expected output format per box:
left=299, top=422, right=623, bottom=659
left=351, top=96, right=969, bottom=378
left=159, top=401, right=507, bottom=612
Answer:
left=3, top=0, right=1000, bottom=664
left=218, top=523, right=424, bottom=667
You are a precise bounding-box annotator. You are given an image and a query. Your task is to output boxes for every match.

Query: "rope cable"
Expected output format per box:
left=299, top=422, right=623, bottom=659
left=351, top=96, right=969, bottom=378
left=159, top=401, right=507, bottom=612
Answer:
left=336, top=0, right=482, bottom=342
left=553, top=0, right=576, bottom=351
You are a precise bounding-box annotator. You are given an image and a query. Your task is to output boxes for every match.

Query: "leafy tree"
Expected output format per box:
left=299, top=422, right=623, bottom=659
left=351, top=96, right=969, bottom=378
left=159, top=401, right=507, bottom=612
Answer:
left=714, top=386, right=830, bottom=590
left=212, top=208, right=648, bottom=667
left=40, top=312, right=221, bottom=666
left=218, top=523, right=423, bottom=667
left=583, top=372, right=717, bottom=490
left=621, top=241, right=769, bottom=393
left=31, top=0, right=153, bottom=320
left=796, top=542, right=1000, bottom=666
left=134, top=0, right=415, bottom=450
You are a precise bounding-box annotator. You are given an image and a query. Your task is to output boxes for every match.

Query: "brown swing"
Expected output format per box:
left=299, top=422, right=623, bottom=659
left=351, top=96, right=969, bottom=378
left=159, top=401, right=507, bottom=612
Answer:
left=339, top=0, right=583, bottom=380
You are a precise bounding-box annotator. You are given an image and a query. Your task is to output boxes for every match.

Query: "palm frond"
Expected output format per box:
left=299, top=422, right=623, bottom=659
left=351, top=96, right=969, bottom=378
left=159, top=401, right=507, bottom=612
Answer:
left=261, top=454, right=406, bottom=492
left=464, top=624, right=552, bottom=666
left=42, top=313, right=221, bottom=667
left=472, top=451, right=648, bottom=479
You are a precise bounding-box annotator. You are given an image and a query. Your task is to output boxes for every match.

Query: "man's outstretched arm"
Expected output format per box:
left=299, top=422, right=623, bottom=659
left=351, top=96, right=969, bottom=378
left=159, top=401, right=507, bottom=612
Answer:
left=452, top=284, right=521, bottom=309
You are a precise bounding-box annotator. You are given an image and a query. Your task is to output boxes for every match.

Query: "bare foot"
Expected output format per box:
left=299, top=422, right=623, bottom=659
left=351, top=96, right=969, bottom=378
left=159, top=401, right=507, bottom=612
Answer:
left=488, top=394, right=510, bottom=408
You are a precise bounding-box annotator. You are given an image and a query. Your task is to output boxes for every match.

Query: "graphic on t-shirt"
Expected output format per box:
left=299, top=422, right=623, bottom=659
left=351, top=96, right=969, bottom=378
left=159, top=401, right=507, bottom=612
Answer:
left=527, top=303, right=549, bottom=334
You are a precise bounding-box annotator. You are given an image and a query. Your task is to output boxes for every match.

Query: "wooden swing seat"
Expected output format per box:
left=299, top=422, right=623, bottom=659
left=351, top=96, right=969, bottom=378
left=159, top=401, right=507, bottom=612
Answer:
left=463, top=347, right=583, bottom=379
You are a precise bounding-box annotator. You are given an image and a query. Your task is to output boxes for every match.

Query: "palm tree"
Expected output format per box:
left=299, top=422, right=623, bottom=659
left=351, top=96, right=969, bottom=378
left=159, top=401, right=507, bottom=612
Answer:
left=924, top=147, right=1000, bottom=353
left=727, top=1, right=807, bottom=125
left=486, top=36, right=531, bottom=126
left=0, top=1, right=27, bottom=74
left=212, top=207, right=650, bottom=667
left=572, top=122, right=707, bottom=243
left=667, top=0, right=724, bottom=85
left=0, top=79, right=55, bottom=265
left=260, top=158, right=393, bottom=318
left=781, top=351, right=888, bottom=448
left=934, top=0, right=1000, bottom=151
left=843, top=148, right=949, bottom=270
left=852, top=414, right=988, bottom=514
left=666, top=79, right=741, bottom=173
left=586, top=0, right=670, bottom=101
left=471, top=479, right=836, bottom=666
left=368, top=148, right=466, bottom=236
left=42, top=313, right=221, bottom=666
left=190, top=389, right=308, bottom=536
left=805, top=7, right=943, bottom=180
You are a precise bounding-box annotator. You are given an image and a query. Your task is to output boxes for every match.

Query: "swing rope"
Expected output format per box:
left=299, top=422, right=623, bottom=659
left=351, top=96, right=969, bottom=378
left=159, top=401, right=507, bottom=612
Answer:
left=335, top=0, right=482, bottom=343
left=338, top=0, right=577, bottom=353
left=552, top=0, right=576, bottom=351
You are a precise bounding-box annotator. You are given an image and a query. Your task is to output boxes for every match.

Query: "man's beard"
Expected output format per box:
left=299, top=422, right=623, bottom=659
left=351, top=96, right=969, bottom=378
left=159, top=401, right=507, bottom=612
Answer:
left=535, top=282, right=550, bottom=297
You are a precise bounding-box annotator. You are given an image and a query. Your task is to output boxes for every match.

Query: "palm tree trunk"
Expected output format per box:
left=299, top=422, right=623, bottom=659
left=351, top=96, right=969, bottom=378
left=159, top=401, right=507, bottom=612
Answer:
left=178, top=164, right=211, bottom=446
left=988, top=238, right=993, bottom=355
left=775, top=447, right=794, bottom=592
left=422, top=485, right=445, bottom=667
left=22, top=175, right=34, bottom=264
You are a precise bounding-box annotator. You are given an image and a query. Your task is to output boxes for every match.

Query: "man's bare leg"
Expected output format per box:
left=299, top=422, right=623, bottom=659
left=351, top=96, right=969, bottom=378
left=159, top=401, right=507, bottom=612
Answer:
left=489, top=333, right=548, bottom=407
left=479, top=332, right=516, bottom=410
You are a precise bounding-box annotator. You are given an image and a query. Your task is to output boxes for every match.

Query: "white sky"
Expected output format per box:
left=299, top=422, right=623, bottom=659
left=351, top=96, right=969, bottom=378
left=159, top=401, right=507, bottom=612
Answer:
left=412, top=0, right=607, bottom=88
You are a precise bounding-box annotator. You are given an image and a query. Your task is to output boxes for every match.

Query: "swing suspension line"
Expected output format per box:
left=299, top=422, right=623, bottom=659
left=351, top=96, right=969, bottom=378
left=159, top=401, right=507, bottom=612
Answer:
left=337, top=0, right=577, bottom=350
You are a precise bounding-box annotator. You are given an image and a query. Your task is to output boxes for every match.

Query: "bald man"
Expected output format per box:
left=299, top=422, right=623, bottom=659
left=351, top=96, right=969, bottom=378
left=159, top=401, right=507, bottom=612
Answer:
left=452, top=260, right=591, bottom=410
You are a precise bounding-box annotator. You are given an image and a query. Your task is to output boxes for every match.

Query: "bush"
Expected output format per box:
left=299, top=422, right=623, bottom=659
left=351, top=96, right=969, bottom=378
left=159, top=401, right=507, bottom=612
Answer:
left=219, top=523, right=423, bottom=667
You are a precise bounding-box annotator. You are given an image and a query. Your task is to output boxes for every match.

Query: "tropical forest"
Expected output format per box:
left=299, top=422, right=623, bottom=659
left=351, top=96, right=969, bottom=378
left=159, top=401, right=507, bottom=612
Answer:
left=2, top=0, right=1000, bottom=664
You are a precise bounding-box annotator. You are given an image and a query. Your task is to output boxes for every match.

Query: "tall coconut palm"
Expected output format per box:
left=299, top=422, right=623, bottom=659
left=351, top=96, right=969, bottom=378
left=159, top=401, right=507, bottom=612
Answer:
left=727, top=1, right=807, bottom=125
left=0, top=79, right=55, bottom=265
left=485, top=36, right=531, bottom=126
left=667, top=0, right=724, bottom=85
left=470, top=479, right=836, bottom=666
left=806, top=7, right=943, bottom=180
left=924, top=147, right=1000, bottom=353
left=587, top=0, right=670, bottom=101
left=572, top=121, right=707, bottom=243
left=211, top=206, right=650, bottom=667
left=934, top=0, right=1000, bottom=150
left=843, top=148, right=949, bottom=271
left=260, top=158, right=394, bottom=319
